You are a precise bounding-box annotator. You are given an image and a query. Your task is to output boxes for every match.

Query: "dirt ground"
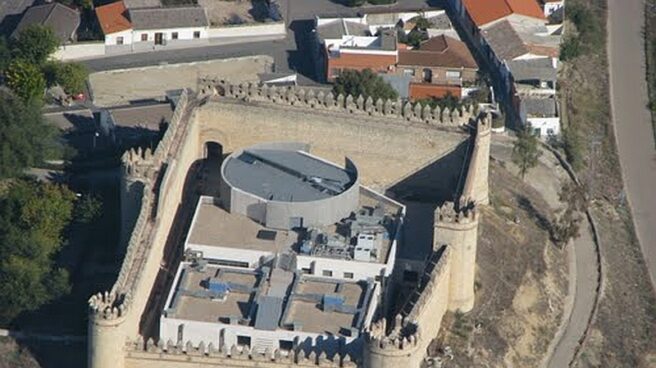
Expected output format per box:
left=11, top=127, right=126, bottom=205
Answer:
left=431, top=161, right=568, bottom=367
left=199, top=0, right=270, bottom=26
left=89, top=56, right=273, bottom=107
left=0, top=338, right=40, bottom=368
left=559, top=0, right=656, bottom=366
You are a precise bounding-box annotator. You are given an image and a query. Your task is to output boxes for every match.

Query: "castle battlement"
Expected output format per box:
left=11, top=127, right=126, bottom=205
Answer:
left=198, top=79, right=478, bottom=128
left=125, top=337, right=357, bottom=367
left=88, top=291, right=127, bottom=321
left=436, top=201, right=478, bottom=226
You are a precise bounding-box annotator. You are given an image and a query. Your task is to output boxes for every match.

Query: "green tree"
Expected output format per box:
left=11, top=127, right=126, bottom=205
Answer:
left=74, top=194, right=102, bottom=224
left=343, top=0, right=366, bottom=6
left=45, top=62, right=88, bottom=94
left=0, top=179, right=75, bottom=323
left=551, top=182, right=587, bottom=248
left=12, top=25, right=60, bottom=66
left=333, top=69, right=398, bottom=101
left=512, top=126, right=542, bottom=180
left=0, top=37, right=11, bottom=73
left=0, top=90, right=59, bottom=178
left=4, top=60, right=46, bottom=103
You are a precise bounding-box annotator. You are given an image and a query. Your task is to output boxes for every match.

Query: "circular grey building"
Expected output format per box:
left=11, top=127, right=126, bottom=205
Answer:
left=219, top=142, right=360, bottom=230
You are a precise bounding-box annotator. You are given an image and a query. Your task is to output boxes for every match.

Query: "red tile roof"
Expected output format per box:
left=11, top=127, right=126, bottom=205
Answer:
left=409, top=83, right=462, bottom=100
left=463, top=0, right=545, bottom=27
left=398, top=35, right=478, bottom=69
left=96, top=1, right=132, bottom=35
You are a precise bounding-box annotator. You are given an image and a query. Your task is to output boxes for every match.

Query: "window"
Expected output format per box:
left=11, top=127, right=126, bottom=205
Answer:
left=374, top=275, right=382, bottom=282
left=343, top=272, right=354, bottom=279
left=279, top=340, right=294, bottom=351
left=446, top=70, right=461, bottom=79
left=547, top=128, right=555, bottom=136
left=237, top=335, right=251, bottom=348
left=322, top=270, right=333, bottom=277
left=533, top=127, right=542, bottom=136
left=422, top=68, right=432, bottom=83
left=301, top=267, right=312, bottom=274
left=172, top=32, right=179, bottom=40
left=116, top=36, right=124, bottom=45
left=403, top=68, right=415, bottom=76
left=193, top=31, right=201, bottom=39
left=141, top=33, right=148, bottom=41
left=177, top=324, right=184, bottom=343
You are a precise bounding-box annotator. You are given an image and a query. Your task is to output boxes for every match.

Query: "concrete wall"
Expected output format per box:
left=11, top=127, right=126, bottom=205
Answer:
left=220, top=147, right=361, bottom=230
left=207, top=22, right=286, bottom=39
left=53, top=42, right=105, bottom=61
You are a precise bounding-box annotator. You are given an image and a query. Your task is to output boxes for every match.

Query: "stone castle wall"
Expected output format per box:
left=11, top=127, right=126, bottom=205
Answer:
left=89, top=81, right=490, bottom=368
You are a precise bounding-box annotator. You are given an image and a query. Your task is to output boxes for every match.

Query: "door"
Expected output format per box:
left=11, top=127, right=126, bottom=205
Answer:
left=154, top=33, right=163, bottom=45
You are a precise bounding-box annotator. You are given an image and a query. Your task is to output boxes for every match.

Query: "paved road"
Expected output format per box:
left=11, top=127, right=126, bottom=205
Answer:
left=608, top=0, right=656, bottom=289
left=546, top=220, right=597, bottom=368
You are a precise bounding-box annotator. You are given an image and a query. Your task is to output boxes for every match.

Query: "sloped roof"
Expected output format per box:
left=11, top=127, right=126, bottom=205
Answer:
left=129, top=6, right=209, bottom=30
left=12, top=3, right=80, bottom=42
left=507, top=58, right=557, bottom=82
left=96, top=1, right=132, bottom=35
left=398, top=35, right=477, bottom=69
left=483, top=20, right=529, bottom=61
left=318, top=19, right=369, bottom=40
left=463, top=0, right=545, bottom=27
left=522, top=96, right=557, bottom=117
left=123, top=0, right=161, bottom=8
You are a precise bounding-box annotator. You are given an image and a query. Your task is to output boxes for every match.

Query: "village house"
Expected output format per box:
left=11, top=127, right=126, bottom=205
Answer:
left=96, top=0, right=209, bottom=52
left=12, top=2, right=80, bottom=43
left=396, top=35, right=478, bottom=100
left=313, top=11, right=479, bottom=101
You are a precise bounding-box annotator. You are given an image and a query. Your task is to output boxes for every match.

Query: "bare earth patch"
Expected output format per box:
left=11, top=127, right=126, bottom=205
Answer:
left=199, top=0, right=270, bottom=26
left=0, top=337, right=40, bottom=368
left=431, top=162, right=568, bottom=367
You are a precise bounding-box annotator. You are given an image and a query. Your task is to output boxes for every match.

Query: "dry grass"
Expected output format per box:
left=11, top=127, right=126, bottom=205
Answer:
left=559, top=0, right=656, bottom=366
left=646, top=0, right=656, bottom=143
left=432, top=162, right=568, bottom=367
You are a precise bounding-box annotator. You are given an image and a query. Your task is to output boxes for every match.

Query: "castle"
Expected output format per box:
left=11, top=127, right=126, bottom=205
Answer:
left=88, top=80, right=490, bottom=368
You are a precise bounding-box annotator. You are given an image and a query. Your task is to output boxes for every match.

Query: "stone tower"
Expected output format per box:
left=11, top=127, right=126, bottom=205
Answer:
left=461, top=113, right=491, bottom=206
left=434, top=202, right=478, bottom=312
left=88, top=292, right=127, bottom=368
left=363, top=317, right=424, bottom=368
left=119, top=148, right=151, bottom=251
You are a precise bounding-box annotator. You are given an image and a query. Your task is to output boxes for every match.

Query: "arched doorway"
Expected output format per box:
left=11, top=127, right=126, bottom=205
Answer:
left=205, top=141, right=223, bottom=162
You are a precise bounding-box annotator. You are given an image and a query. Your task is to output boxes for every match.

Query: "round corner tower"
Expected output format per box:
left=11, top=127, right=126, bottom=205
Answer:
left=434, top=202, right=478, bottom=313
left=88, top=292, right=127, bottom=368
left=363, top=319, right=424, bottom=368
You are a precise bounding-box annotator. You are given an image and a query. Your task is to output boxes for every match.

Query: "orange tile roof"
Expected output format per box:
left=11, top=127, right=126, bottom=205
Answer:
left=96, top=1, right=132, bottom=35
left=464, top=0, right=545, bottom=27
left=409, top=83, right=462, bottom=100
left=398, top=35, right=478, bottom=69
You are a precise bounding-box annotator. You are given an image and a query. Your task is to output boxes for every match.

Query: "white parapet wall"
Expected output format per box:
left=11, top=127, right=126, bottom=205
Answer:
left=53, top=42, right=106, bottom=61
left=207, top=22, right=286, bottom=39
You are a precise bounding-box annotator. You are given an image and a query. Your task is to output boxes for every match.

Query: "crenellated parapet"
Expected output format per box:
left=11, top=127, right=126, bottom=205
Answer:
left=435, top=201, right=478, bottom=231
left=88, top=291, right=127, bottom=321
left=125, top=337, right=357, bottom=367
left=197, top=78, right=478, bottom=128
left=363, top=316, right=423, bottom=368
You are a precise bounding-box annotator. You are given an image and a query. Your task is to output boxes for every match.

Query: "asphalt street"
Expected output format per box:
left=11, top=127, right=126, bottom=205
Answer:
left=608, top=0, right=656, bottom=289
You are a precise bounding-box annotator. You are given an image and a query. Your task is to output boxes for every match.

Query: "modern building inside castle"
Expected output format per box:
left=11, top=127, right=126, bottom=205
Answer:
left=158, top=142, right=406, bottom=356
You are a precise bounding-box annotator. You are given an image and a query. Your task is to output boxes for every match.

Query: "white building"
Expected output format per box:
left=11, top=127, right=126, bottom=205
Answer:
left=158, top=144, right=406, bottom=357
left=96, top=1, right=209, bottom=51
